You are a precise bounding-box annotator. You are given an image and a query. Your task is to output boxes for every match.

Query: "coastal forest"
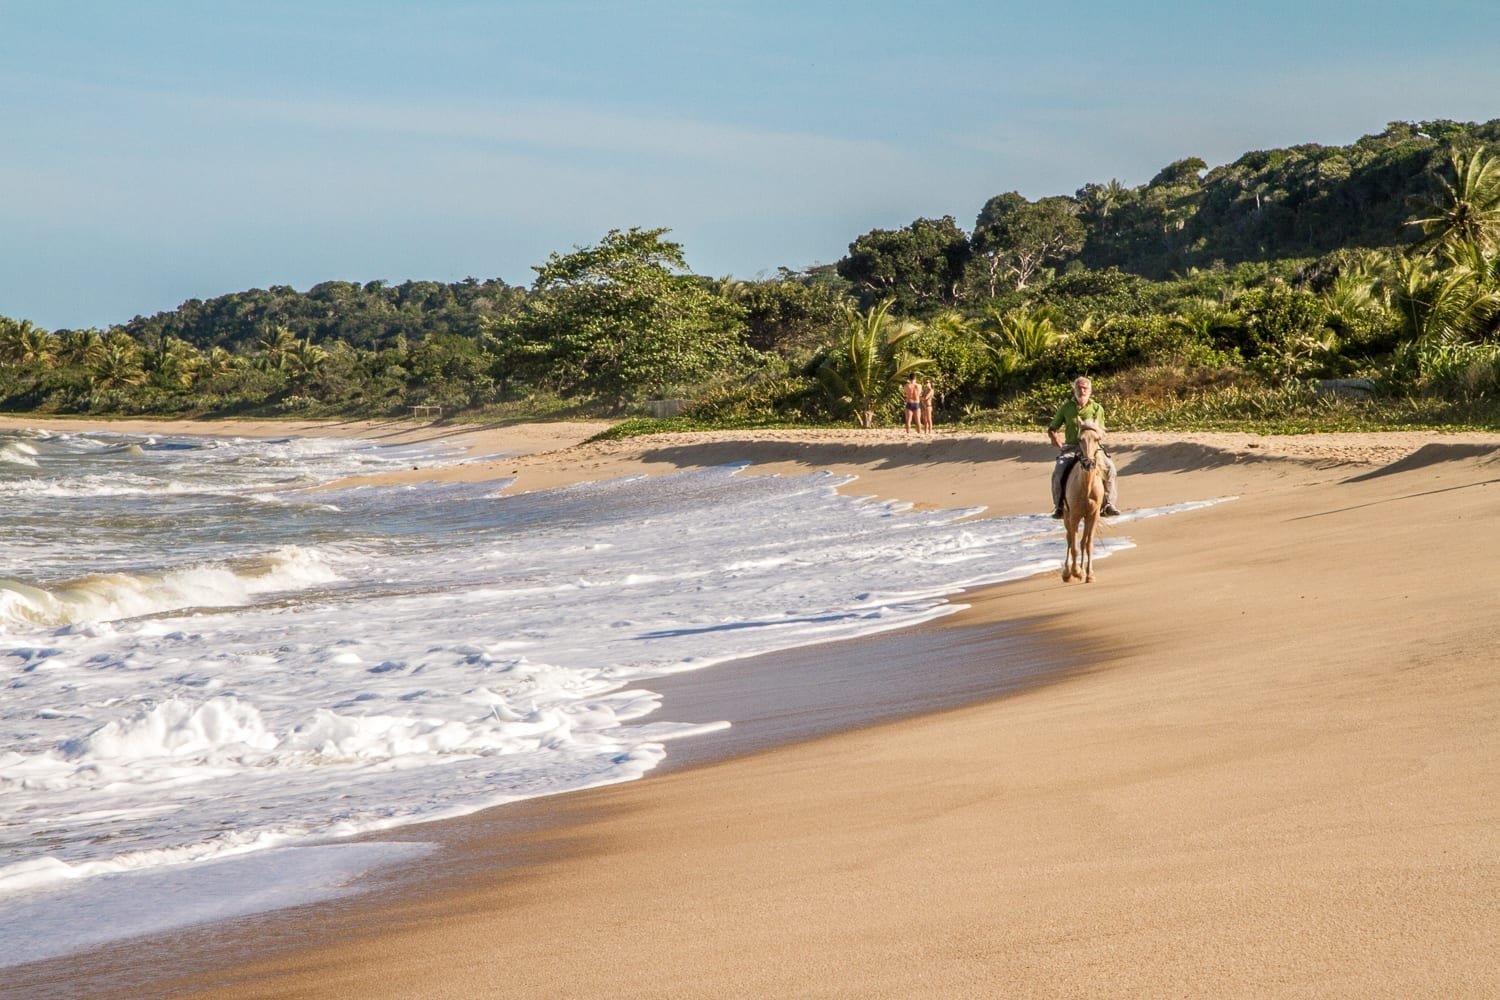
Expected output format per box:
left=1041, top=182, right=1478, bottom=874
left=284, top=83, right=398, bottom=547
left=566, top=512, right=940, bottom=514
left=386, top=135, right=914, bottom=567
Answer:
left=4, top=118, right=1500, bottom=432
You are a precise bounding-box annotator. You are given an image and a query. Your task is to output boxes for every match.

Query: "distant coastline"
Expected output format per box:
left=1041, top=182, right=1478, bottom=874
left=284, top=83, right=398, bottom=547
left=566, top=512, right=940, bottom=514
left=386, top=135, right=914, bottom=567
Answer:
left=5, top=121, right=1500, bottom=439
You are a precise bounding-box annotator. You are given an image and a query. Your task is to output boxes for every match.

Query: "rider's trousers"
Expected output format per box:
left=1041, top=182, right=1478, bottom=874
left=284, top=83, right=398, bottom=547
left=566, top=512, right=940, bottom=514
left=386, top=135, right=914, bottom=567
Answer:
left=1052, top=447, right=1118, bottom=509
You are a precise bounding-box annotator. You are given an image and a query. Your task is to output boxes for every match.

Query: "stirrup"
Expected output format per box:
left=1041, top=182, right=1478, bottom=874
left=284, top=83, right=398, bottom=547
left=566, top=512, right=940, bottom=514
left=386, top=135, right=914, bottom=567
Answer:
left=1050, top=505, right=1064, bottom=519
left=1102, top=504, right=1121, bottom=517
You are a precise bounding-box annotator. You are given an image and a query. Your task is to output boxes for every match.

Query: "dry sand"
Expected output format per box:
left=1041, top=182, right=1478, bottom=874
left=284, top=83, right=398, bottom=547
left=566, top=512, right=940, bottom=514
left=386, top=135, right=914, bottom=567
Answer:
left=5, top=415, right=1499, bottom=998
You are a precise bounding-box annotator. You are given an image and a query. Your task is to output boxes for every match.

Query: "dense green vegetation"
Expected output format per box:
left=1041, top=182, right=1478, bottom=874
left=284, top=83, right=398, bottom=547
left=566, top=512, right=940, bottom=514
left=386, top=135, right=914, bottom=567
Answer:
left=4, top=119, right=1500, bottom=432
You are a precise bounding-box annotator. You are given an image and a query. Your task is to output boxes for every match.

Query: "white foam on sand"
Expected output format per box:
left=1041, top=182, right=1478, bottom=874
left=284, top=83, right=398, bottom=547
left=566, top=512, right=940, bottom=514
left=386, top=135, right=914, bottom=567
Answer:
left=0, top=841, right=434, bottom=967
left=0, top=428, right=1230, bottom=965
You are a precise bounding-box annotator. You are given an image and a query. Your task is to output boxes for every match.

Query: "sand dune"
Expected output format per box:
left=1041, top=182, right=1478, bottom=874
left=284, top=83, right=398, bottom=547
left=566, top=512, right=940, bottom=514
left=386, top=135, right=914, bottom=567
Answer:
left=6, top=416, right=1498, bottom=998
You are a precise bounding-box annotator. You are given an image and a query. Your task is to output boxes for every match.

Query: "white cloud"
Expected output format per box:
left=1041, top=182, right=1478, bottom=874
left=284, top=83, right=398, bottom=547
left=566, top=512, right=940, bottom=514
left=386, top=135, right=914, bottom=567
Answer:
left=170, top=90, right=902, bottom=174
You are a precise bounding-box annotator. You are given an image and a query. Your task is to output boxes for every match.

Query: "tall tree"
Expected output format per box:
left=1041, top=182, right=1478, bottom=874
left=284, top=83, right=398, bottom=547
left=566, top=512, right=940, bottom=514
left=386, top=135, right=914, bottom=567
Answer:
left=200, top=345, right=241, bottom=381
left=1149, top=156, right=1208, bottom=188
left=255, top=324, right=299, bottom=372
left=56, top=329, right=102, bottom=367
left=1408, top=147, right=1500, bottom=254
left=88, top=332, right=146, bottom=389
left=1075, top=179, right=1128, bottom=230
left=971, top=194, right=1086, bottom=294
left=737, top=278, right=850, bottom=357
left=511, top=227, right=753, bottom=400
left=145, top=335, right=202, bottom=389
left=836, top=217, right=971, bottom=313
left=284, top=338, right=330, bottom=382
left=0, top=319, right=56, bottom=367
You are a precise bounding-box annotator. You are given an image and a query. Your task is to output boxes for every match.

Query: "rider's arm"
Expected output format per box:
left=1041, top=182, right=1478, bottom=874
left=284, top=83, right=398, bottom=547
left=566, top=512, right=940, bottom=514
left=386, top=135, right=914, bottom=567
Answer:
left=1047, top=405, right=1066, bottom=448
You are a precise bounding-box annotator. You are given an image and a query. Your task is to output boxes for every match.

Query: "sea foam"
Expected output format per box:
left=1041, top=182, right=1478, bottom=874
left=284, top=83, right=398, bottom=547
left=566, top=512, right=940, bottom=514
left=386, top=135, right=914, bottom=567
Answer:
left=0, top=426, right=1225, bottom=965
left=0, top=546, right=342, bottom=627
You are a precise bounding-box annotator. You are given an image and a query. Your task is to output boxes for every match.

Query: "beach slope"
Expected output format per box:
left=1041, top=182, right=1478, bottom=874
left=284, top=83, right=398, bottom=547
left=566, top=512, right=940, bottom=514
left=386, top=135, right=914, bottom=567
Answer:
left=6, top=419, right=1498, bottom=998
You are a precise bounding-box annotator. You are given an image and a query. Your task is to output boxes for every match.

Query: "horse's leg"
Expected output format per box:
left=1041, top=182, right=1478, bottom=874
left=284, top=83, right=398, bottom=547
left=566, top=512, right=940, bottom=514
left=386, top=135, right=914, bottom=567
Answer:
left=1082, top=478, right=1101, bottom=582
left=1078, top=470, right=1097, bottom=583
left=1071, top=518, right=1082, bottom=581
left=1081, top=511, right=1095, bottom=582
left=1061, top=512, right=1075, bottom=581
left=1060, top=465, right=1076, bottom=581
left=1063, top=498, right=1084, bottom=582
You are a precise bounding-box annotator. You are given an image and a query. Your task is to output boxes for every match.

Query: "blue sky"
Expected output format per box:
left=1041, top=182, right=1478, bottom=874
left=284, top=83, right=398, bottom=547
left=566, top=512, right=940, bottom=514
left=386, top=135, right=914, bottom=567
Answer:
left=3, top=0, right=1496, bottom=330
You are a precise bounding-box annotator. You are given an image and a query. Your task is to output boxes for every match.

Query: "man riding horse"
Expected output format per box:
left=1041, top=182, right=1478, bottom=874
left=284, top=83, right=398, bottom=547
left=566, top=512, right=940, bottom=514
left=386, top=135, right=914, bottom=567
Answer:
left=1048, top=376, right=1122, bottom=519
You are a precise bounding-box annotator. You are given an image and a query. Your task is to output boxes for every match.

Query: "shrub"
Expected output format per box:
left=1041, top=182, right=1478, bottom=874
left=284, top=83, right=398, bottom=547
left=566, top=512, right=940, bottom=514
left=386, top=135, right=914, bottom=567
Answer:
left=1226, top=286, right=1330, bottom=362
left=685, top=373, right=827, bottom=426
left=1413, top=341, right=1500, bottom=399
left=907, top=318, right=994, bottom=410
left=1027, top=316, right=1160, bottom=382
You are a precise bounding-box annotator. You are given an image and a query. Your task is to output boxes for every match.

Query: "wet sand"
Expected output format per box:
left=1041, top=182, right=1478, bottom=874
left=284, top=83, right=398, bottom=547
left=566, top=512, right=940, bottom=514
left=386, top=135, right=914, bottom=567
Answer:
left=4, top=415, right=1498, bottom=998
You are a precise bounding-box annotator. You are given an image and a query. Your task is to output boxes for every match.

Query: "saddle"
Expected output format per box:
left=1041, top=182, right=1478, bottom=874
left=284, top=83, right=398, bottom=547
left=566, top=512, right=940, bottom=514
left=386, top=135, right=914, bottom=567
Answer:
left=1054, top=445, right=1108, bottom=503
left=1058, top=442, right=1109, bottom=474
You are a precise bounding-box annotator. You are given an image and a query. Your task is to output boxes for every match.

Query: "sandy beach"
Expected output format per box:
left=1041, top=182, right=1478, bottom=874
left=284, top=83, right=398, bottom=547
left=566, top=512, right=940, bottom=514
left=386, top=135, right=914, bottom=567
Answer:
left=4, top=415, right=1498, bottom=998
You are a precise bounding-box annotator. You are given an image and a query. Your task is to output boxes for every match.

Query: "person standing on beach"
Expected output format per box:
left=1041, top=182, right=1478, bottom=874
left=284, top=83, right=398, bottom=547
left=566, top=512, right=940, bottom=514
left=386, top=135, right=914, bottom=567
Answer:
left=902, top=374, right=922, bottom=432
left=920, top=378, right=936, bottom=434
left=1047, top=376, right=1121, bottom=518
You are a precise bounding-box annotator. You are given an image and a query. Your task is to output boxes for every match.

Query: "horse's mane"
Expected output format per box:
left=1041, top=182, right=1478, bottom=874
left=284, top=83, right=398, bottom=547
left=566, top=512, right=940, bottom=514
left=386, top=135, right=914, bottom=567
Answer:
left=1078, top=419, right=1104, bottom=437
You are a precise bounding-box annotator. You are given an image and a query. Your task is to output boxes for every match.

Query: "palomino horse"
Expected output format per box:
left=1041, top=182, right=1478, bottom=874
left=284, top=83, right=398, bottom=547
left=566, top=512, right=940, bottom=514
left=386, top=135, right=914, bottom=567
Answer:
left=1062, top=420, right=1106, bottom=583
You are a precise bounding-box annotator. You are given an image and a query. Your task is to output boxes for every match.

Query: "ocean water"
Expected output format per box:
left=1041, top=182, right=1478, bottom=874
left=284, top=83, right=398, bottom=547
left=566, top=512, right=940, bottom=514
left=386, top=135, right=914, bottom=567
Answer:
left=0, top=426, right=1216, bottom=967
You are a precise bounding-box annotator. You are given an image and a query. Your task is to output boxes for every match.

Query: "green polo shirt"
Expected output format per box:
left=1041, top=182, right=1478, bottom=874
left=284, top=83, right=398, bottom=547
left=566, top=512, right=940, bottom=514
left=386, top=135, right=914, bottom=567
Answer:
left=1048, top=398, right=1105, bottom=445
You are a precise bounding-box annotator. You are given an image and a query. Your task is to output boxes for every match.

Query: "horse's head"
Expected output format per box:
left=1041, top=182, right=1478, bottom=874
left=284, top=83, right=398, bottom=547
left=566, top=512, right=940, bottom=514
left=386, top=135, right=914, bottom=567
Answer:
left=1076, top=420, right=1104, bottom=466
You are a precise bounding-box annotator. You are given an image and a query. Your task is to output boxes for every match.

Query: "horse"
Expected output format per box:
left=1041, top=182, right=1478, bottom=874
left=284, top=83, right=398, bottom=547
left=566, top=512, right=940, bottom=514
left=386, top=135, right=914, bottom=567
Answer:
left=1061, top=420, right=1106, bottom=583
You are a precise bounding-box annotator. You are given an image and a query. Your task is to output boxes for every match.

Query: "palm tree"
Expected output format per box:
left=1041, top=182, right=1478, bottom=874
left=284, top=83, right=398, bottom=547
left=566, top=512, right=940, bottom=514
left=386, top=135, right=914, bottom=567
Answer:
left=925, top=309, right=974, bottom=340
left=56, top=329, right=103, bottom=367
left=1076, top=179, right=1128, bottom=229
left=713, top=276, right=750, bottom=303
left=1343, top=248, right=1397, bottom=280
left=284, top=338, right=329, bottom=381
left=88, top=332, right=146, bottom=389
left=980, top=304, right=1063, bottom=378
left=199, top=346, right=241, bottom=382
left=255, top=323, right=299, bottom=372
left=1408, top=148, right=1500, bottom=254
left=146, top=336, right=202, bottom=389
left=816, top=300, right=930, bottom=428
left=0, top=319, right=56, bottom=367
left=1321, top=273, right=1383, bottom=340
left=1168, top=297, right=1240, bottom=343
left=22, top=325, right=57, bottom=368
left=1381, top=255, right=1500, bottom=348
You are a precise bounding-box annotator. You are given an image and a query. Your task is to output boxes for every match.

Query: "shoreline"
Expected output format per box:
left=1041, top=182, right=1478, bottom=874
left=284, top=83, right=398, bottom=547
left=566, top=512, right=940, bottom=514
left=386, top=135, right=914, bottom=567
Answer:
left=12, top=606, right=1091, bottom=999
left=5, top=416, right=1499, bottom=997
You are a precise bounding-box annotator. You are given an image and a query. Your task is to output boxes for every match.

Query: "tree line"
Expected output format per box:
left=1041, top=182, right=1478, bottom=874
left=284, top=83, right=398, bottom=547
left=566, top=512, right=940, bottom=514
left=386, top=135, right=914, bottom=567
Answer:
left=2, top=118, right=1499, bottom=429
